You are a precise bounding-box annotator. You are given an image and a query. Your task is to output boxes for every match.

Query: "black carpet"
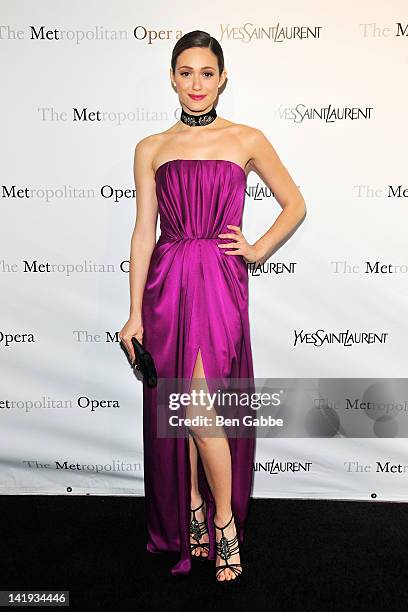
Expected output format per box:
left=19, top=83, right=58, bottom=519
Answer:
left=1, top=496, right=407, bottom=610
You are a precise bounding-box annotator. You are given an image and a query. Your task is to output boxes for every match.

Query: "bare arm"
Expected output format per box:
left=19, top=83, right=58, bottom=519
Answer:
left=250, top=128, right=306, bottom=264
left=218, top=128, right=306, bottom=265
left=119, top=137, right=157, bottom=361
left=128, top=138, right=158, bottom=318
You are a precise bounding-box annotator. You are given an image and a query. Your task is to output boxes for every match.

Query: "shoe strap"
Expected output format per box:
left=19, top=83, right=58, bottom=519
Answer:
left=214, top=513, right=234, bottom=532
left=190, top=519, right=208, bottom=538
left=190, top=500, right=208, bottom=542
left=216, top=533, right=239, bottom=558
left=214, top=515, right=241, bottom=563
left=190, top=499, right=205, bottom=515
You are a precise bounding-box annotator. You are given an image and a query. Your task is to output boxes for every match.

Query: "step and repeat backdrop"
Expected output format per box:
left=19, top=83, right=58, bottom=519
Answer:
left=1, top=1, right=407, bottom=500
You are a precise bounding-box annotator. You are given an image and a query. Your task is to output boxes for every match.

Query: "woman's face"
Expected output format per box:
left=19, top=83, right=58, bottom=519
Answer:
left=171, top=46, right=226, bottom=115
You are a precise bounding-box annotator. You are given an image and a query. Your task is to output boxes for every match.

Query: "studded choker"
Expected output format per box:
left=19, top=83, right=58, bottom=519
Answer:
left=180, top=105, right=217, bottom=127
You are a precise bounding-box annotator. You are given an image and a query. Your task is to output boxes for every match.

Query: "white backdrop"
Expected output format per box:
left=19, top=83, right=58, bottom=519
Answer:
left=1, top=1, right=407, bottom=500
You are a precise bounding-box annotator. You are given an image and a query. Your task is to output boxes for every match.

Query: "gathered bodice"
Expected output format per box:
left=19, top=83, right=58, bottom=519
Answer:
left=154, top=159, right=247, bottom=243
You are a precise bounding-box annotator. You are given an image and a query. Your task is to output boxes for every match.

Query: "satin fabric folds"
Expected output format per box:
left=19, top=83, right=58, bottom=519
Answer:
left=141, top=159, right=256, bottom=576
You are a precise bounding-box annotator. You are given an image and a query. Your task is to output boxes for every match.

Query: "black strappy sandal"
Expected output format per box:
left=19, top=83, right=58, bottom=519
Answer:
left=189, top=499, right=210, bottom=558
left=214, top=514, right=243, bottom=583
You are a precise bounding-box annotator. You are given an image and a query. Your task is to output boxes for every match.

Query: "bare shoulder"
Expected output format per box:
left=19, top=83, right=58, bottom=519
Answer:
left=220, top=120, right=261, bottom=138
left=134, top=132, right=164, bottom=158
left=220, top=121, right=269, bottom=169
left=219, top=120, right=264, bottom=144
left=230, top=123, right=267, bottom=146
left=133, top=132, right=169, bottom=174
left=231, top=124, right=281, bottom=171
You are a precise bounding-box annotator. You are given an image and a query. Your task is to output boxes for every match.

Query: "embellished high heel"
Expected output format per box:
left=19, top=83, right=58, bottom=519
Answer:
left=214, top=514, right=243, bottom=583
left=189, top=499, right=209, bottom=558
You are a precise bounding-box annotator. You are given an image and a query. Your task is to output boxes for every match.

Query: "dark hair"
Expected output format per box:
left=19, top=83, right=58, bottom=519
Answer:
left=171, top=30, right=224, bottom=74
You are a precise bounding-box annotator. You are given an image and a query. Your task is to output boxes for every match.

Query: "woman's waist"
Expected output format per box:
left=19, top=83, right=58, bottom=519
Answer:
left=158, top=232, right=223, bottom=242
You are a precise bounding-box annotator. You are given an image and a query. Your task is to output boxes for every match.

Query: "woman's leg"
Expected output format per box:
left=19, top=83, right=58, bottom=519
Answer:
left=187, top=348, right=241, bottom=580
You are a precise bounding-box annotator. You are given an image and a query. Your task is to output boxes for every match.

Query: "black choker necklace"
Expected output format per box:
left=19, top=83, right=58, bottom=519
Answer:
left=180, top=105, right=217, bottom=127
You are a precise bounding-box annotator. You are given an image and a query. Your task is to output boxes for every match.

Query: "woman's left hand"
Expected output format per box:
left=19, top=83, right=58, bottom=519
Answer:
left=217, top=225, right=260, bottom=264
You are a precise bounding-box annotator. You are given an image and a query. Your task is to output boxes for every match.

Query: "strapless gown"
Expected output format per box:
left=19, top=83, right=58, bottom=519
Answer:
left=141, top=158, right=256, bottom=576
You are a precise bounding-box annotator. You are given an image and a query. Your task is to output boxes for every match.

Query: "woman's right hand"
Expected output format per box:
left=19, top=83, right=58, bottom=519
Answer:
left=119, top=315, right=144, bottom=365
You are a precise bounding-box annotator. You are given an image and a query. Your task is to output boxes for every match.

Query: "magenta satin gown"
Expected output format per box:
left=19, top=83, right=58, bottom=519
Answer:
left=141, top=158, right=256, bottom=576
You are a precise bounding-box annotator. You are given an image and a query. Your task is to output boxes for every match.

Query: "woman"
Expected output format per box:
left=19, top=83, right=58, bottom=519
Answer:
left=119, top=30, right=306, bottom=583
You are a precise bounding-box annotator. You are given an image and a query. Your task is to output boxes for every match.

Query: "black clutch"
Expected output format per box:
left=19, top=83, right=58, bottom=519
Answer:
left=131, top=337, right=158, bottom=388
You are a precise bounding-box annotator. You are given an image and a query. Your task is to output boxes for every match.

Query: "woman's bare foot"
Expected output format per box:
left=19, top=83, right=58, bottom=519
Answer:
left=214, top=513, right=242, bottom=581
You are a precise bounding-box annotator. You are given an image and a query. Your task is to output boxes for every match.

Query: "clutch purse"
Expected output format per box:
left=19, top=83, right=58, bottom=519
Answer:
left=131, top=337, right=158, bottom=388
